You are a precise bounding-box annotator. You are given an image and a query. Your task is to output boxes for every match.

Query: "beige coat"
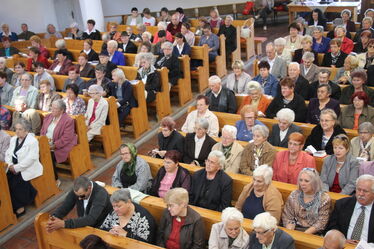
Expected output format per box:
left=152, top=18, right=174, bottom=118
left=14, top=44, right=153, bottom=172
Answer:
left=84, top=97, right=109, bottom=141
left=212, top=141, right=243, bottom=173
left=350, top=136, right=374, bottom=161
left=181, top=109, right=219, bottom=137
left=209, top=221, right=249, bottom=249
left=235, top=182, right=284, bottom=223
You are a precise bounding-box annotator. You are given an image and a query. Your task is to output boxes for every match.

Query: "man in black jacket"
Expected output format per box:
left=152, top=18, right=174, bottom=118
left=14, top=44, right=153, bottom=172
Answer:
left=46, top=176, right=112, bottom=232
left=309, top=70, right=341, bottom=100
left=118, top=31, right=137, bottom=54
left=205, top=75, right=237, bottom=113
left=287, top=62, right=310, bottom=100
left=82, top=19, right=101, bottom=40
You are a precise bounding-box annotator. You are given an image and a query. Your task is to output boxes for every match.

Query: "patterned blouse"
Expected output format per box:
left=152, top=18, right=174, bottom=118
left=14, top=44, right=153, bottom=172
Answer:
left=100, top=202, right=156, bottom=243
left=282, top=190, right=331, bottom=233
left=63, top=97, right=86, bottom=115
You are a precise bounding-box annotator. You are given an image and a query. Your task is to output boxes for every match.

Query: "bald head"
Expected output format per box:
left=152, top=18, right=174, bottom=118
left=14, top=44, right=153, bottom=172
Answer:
left=288, top=62, right=300, bottom=79
left=323, top=230, right=346, bottom=249
left=265, top=43, right=275, bottom=60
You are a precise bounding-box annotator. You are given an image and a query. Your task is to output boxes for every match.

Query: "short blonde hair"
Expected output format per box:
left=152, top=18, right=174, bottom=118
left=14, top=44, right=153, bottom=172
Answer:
left=240, top=104, right=258, bottom=120
left=332, top=134, right=350, bottom=150
left=111, top=68, right=126, bottom=83
left=231, top=60, right=244, bottom=70
left=107, top=40, right=118, bottom=49
left=164, top=188, right=189, bottom=205
left=345, top=55, right=359, bottom=70
left=301, top=35, right=313, bottom=44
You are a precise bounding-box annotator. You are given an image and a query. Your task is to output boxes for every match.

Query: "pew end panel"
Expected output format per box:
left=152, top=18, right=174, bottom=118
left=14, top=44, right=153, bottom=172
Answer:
left=0, top=162, right=17, bottom=231
left=190, top=45, right=210, bottom=92
left=153, top=67, right=172, bottom=120
left=171, top=55, right=193, bottom=106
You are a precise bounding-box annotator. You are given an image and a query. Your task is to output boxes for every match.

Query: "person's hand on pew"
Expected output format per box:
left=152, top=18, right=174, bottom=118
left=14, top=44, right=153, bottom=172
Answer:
left=346, top=239, right=359, bottom=245
left=46, top=215, right=65, bottom=232
left=109, top=225, right=127, bottom=237
left=8, top=165, right=17, bottom=174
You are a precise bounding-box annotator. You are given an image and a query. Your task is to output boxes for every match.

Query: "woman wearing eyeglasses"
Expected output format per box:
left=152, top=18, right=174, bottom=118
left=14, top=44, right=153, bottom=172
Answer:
left=84, top=85, right=108, bottom=142
left=320, top=135, right=359, bottom=195
left=350, top=122, right=374, bottom=162
left=272, top=132, right=316, bottom=185
left=282, top=168, right=331, bottom=234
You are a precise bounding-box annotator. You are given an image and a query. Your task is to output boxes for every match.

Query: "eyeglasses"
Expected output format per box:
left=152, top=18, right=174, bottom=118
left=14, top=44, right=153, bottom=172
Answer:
left=254, top=229, right=270, bottom=235
left=334, top=134, right=349, bottom=141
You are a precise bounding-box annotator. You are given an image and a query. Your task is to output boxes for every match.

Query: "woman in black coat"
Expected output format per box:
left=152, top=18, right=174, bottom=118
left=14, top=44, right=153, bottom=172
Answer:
left=218, top=15, right=237, bottom=65
left=81, top=39, right=99, bottom=61
left=136, top=52, right=161, bottom=103
left=155, top=42, right=181, bottom=87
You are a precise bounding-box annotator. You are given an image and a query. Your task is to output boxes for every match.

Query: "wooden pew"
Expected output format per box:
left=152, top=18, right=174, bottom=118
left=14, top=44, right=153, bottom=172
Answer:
left=34, top=213, right=163, bottom=249
left=230, top=25, right=241, bottom=65
left=170, top=55, right=193, bottom=106
left=64, top=39, right=103, bottom=53
left=190, top=45, right=210, bottom=92
left=0, top=162, right=17, bottom=231
left=234, top=18, right=255, bottom=60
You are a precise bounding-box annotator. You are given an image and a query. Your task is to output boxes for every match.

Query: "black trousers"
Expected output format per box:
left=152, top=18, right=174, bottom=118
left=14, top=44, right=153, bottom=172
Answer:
left=7, top=172, right=37, bottom=211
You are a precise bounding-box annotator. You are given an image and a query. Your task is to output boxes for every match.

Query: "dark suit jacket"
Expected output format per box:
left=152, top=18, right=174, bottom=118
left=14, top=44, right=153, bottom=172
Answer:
left=79, top=63, right=95, bottom=78
left=368, top=65, right=374, bottom=87
left=309, top=80, right=342, bottom=100
left=0, top=47, right=19, bottom=57
left=182, top=132, right=216, bottom=166
left=48, top=59, right=73, bottom=75
left=82, top=30, right=101, bottom=40
left=172, top=43, right=192, bottom=57
left=268, top=123, right=303, bottom=148
left=248, top=228, right=295, bottom=249
left=327, top=196, right=374, bottom=243
left=157, top=130, right=184, bottom=156
left=321, top=52, right=348, bottom=68
left=107, top=80, right=137, bottom=108
left=53, top=182, right=112, bottom=229
left=345, top=20, right=356, bottom=33
left=118, top=41, right=137, bottom=54
left=292, top=49, right=319, bottom=65
left=100, top=62, right=117, bottom=80
left=308, top=19, right=327, bottom=30
left=189, top=169, right=232, bottom=212
left=206, top=87, right=237, bottom=114
left=155, top=54, right=181, bottom=86
left=218, top=24, right=237, bottom=53
left=80, top=49, right=99, bottom=62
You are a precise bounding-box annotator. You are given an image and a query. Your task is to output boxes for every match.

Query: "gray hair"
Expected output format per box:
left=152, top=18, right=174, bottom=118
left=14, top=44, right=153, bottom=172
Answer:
left=101, top=33, right=110, bottom=41
left=73, top=176, right=91, bottom=191
left=221, top=207, right=244, bottom=225
left=298, top=168, right=322, bottom=193
left=195, top=117, right=209, bottom=130
left=276, top=108, right=295, bottom=123
left=341, top=9, right=351, bottom=17
left=161, top=41, right=173, bottom=50
left=302, top=51, right=315, bottom=61
left=14, top=96, right=27, bottom=105
left=356, top=174, right=374, bottom=192
left=88, top=84, right=104, bottom=94
left=110, top=189, right=132, bottom=203
left=311, top=25, right=324, bottom=33
left=208, top=150, right=226, bottom=168
left=52, top=99, right=67, bottom=112
left=222, top=125, right=237, bottom=139
left=107, top=40, right=118, bottom=49
left=157, top=21, right=167, bottom=30
left=274, top=37, right=286, bottom=46
left=358, top=122, right=374, bottom=134
left=335, top=25, right=347, bottom=34
left=136, top=52, right=156, bottom=65
left=320, top=108, right=337, bottom=121
left=324, top=230, right=346, bottom=249
left=21, top=72, right=33, bottom=81
left=265, top=42, right=275, bottom=51
left=95, top=64, right=106, bottom=72
left=112, top=68, right=126, bottom=83
left=253, top=164, right=273, bottom=185
left=247, top=81, right=263, bottom=94
left=55, top=39, right=66, bottom=49
left=288, top=62, right=300, bottom=70
left=208, top=75, right=221, bottom=84
left=252, top=212, right=277, bottom=230
left=13, top=118, right=32, bottom=133
left=318, top=83, right=332, bottom=95
left=363, top=17, right=373, bottom=25
left=252, top=125, right=269, bottom=139
left=137, top=24, right=146, bottom=32
left=142, top=31, right=152, bottom=40
left=225, top=15, right=234, bottom=21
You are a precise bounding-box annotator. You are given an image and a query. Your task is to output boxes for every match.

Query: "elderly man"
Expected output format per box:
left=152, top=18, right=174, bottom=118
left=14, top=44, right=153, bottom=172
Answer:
left=46, top=176, right=112, bottom=232
left=189, top=150, right=233, bottom=211
left=309, top=69, right=342, bottom=100
left=98, top=50, right=117, bottom=80
left=117, top=31, right=137, bottom=54
left=0, top=24, right=18, bottom=41
left=300, top=52, right=319, bottom=84
left=0, top=71, right=13, bottom=106
left=274, top=37, right=292, bottom=65
left=10, top=96, right=41, bottom=134
left=327, top=174, right=374, bottom=244
left=107, top=40, right=125, bottom=66
left=17, top=23, right=35, bottom=40
left=206, top=75, right=237, bottom=113
left=0, top=37, right=19, bottom=57
left=82, top=19, right=101, bottom=40
left=264, top=42, right=287, bottom=80
left=167, top=13, right=182, bottom=36
left=284, top=62, right=310, bottom=100
left=0, top=57, right=13, bottom=82
left=319, top=230, right=346, bottom=249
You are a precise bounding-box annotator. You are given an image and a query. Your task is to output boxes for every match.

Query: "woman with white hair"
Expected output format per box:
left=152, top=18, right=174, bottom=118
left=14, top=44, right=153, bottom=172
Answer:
left=350, top=122, right=374, bottom=161
left=0, top=24, right=18, bottom=41
left=107, top=68, right=137, bottom=126
left=237, top=81, right=272, bottom=116
left=136, top=52, right=161, bottom=103
left=212, top=125, right=243, bottom=173
left=209, top=207, right=249, bottom=249
left=300, top=52, right=319, bottom=83
left=274, top=37, right=292, bottom=64
left=282, top=168, right=331, bottom=234
left=153, top=22, right=173, bottom=44
left=353, top=16, right=374, bottom=42
left=223, top=60, right=251, bottom=94
left=240, top=125, right=276, bottom=175
left=268, top=108, right=301, bottom=148
left=293, top=35, right=318, bottom=65
left=334, top=55, right=359, bottom=84
left=84, top=85, right=108, bottom=142
left=236, top=105, right=266, bottom=142
left=236, top=165, right=283, bottom=223
left=190, top=150, right=233, bottom=211
left=53, top=39, right=74, bottom=61
left=155, top=41, right=181, bottom=87
left=45, top=24, right=62, bottom=39
left=67, top=22, right=83, bottom=40
left=248, top=212, right=295, bottom=249
left=311, top=26, right=331, bottom=54
left=107, top=40, right=125, bottom=66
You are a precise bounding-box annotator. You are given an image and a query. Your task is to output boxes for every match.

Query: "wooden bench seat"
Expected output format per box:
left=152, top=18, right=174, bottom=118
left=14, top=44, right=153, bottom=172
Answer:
left=190, top=45, right=210, bottom=92
left=170, top=55, right=193, bottom=106
left=0, top=162, right=17, bottom=231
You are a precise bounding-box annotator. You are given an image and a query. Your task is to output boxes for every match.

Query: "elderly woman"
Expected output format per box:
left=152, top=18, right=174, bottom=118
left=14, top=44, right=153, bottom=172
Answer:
left=240, top=125, right=276, bottom=175
left=293, top=35, right=318, bottom=65
left=112, top=143, right=152, bottom=192
left=237, top=83, right=271, bottom=117
left=334, top=55, right=359, bottom=84
left=311, top=26, right=331, bottom=54
left=236, top=165, right=283, bottom=222
left=357, top=39, right=374, bottom=69
left=47, top=50, right=73, bottom=75
left=173, top=32, right=192, bottom=57
left=321, top=39, right=348, bottom=68
left=5, top=119, right=42, bottom=217
left=339, top=91, right=374, bottom=130
left=350, top=122, right=374, bottom=161
left=30, top=35, right=49, bottom=58
left=0, top=127, right=10, bottom=161
left=341, top=9, right=356, bottom=33
left=284, top=22, right=303, bottom=52
left=334, top=25, right=354, bottom=55
left=273, top=132, right=316, bottom=184
left=252, top=61, right=279, bottom=97
left=353, top=31, right=371, bottom=54
left=183, top=118, right=217, bottom=166
left=40, top=99, right=77, bottom=182
left=320, top=134, right=359, bottom=195
left=304, top=109, right=346, bottom=155
left=77, top=53, right=95, bottom=78
left=11, top=62, right=27, bottom=87
left=80, top=39, right=99, bottom=62
left=63, top=66, right=84, bottom=91
left=307, top=84, right=341, bottom=124
left=282, top=168, right=331, bottom=234
left=63, top=84, right=86, bottom=115
left=182, top=95, right=219, bottom=137
left=136, top=52, right=161, bottom=103
left=53, top=39, right=74, bottom=61
left=212, top=125, right=243, bottom=173
left=44, top=24, right=62, bottom=39
left=300, top=52, right=319, bottom=83
left=107, top=40, right=125, bottom=66
left=26, top=47, right=50, bottom=71
left=218, top=15, right=237, bottom=65
left=155, top=41, right=181, bottom=87
left=10, top=73, right=38, bottom=108
left=84, top=85, right=108, bottom=142
left=33, top=62, right=54, bottom=90
left=150, top=150, right=191, bottom=197
left=67, top=22, right=83, bottom=40
left=249, top=212, right=295, bottom=249
left=153, top=117, right=184, bottom=158
left=100, top=189, right=156, bottom=243
left=0, top=24, right=18, bottom=41
left=108, top=68, right=137, bottom=126
left=153, top=22, right=173, bottom=44
left=340, top=69, right=374, bottom=106
left=198, top=23, right=220, bottom=62
left=236, top=105, right=266, bottom=142
left=181, top=23, right=195, bottom=47
left=36, top=80, right=61, bottom=112
left=190, top=150, right=233, bottom=211
left=157, top=188, right=205, bottom=249
left=209, top=207, right=250, bottom=249
left=223, top=60, right=251, bottom=94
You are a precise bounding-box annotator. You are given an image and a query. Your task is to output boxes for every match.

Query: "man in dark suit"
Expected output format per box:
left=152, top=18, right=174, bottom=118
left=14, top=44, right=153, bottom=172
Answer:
left=205, top=75, right=237, bottom=114
left=98, top=50, right=117, bottom=80
left=286, top=62, right=310, bottom=100
left=0, top=37, right=19, bottom=57
left=46, top=176, right=112, bottom=231
left=118, top=31, right=137, bottom=54
left=327, top=174, right=374, bottom=245
left=309, top=70, right=341, bottom=100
